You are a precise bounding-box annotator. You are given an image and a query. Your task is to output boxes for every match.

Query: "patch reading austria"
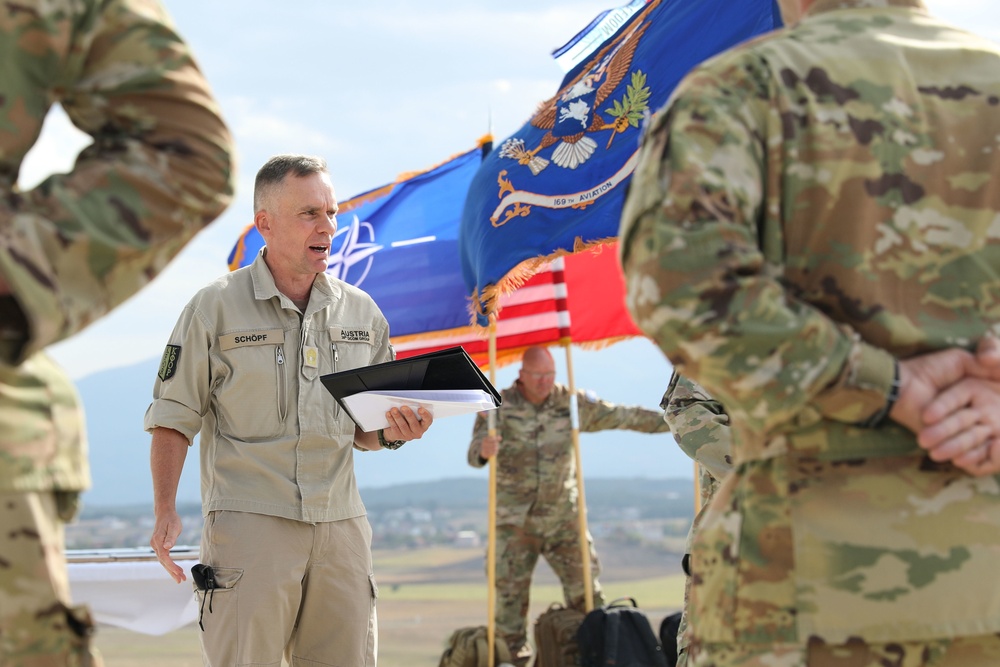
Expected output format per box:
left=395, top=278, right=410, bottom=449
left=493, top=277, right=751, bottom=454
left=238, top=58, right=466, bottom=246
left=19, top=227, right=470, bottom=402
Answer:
left=158, top=345, right=181, bottom=381
left=330, top=327, right=373, bottom=344
left=218, top=329, right=285, bottom=351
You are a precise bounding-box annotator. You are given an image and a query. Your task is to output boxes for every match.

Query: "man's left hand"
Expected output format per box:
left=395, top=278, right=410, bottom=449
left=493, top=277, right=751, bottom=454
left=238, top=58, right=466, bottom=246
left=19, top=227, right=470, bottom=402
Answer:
left=383, top=406, right=433, bottom=442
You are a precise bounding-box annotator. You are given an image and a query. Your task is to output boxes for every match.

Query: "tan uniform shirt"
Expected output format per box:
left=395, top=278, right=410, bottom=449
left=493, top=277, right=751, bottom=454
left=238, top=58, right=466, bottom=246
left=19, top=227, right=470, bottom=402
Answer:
left=145, top=251, right=392, bottom=522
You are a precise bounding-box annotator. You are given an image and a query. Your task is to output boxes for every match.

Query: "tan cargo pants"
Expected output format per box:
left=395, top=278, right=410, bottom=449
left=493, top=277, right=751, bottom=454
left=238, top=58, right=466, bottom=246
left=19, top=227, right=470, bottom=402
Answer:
left=196, top=511, right=378, bottom=666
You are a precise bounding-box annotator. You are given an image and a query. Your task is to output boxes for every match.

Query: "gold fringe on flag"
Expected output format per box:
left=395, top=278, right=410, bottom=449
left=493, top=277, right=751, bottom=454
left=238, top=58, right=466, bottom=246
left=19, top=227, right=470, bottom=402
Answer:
left=468, top=236, right=618, bottom=326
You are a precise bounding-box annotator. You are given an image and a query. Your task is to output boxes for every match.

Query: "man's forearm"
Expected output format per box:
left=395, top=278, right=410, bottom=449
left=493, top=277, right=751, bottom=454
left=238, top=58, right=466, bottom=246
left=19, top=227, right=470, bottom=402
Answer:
left=150, top=427, right=190, bottom=513
left=354, top=426, right=382, bottom=451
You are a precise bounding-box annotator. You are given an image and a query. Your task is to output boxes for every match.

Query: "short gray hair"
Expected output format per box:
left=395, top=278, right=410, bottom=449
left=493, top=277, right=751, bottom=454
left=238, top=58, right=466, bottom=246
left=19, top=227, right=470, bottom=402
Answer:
left=253, top=154, right=328, bottom=213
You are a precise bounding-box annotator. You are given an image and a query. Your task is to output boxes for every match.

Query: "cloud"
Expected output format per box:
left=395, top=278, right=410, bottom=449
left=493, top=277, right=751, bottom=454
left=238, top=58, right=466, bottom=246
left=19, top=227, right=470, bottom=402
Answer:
left=225, top=96, right=345, bottom=155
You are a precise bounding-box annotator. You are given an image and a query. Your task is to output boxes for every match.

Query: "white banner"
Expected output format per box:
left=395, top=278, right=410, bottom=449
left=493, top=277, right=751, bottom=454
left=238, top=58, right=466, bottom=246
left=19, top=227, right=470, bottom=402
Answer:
left=68, top=548, right=200, bottom=636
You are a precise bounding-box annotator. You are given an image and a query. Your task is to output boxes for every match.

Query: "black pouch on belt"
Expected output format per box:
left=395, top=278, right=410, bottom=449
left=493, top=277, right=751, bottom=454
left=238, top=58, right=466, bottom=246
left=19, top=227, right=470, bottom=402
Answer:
left=191, top=563, right=217, bottom=631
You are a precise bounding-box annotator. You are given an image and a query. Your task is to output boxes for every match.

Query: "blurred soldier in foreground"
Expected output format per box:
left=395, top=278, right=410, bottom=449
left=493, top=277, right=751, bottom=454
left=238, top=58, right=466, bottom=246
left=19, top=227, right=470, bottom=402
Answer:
left=0, top=0, right=235, bottom=663
left=468, top=345, right=670, bottom=665
left=620, top=0, right=1000, bottom=664
left=661, top=373, right=732, bottom=667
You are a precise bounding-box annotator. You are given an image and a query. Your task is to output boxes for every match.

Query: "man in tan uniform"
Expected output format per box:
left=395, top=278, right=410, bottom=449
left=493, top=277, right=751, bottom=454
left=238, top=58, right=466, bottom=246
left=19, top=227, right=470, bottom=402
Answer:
left=146, top=154, right=433, bottom=667
left=468, top=345, right=670, bottom=665
left=0, top=0, right=235, bottom=663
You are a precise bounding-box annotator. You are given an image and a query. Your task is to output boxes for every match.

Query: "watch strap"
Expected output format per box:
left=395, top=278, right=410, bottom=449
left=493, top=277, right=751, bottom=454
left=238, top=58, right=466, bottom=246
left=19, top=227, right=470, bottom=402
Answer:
left=377, top=429, right=406, bottom=450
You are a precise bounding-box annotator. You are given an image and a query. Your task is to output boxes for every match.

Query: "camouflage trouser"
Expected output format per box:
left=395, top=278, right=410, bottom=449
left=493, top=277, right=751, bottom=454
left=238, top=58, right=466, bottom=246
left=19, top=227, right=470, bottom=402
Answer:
left=0, top=491, right=101, bottom=666
left=690, top=633, right=1000, bottom=666
left=493, top=512, right=605, bottom=656
left=676, top=465, right=723, bottom=667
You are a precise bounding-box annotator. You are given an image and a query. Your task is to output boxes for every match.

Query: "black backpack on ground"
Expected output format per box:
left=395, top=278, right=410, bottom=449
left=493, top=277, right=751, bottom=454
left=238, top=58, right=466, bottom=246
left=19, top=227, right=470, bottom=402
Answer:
left=658, top=611, right=682, bottom=667
left=576, top=597, right=668, bottom=667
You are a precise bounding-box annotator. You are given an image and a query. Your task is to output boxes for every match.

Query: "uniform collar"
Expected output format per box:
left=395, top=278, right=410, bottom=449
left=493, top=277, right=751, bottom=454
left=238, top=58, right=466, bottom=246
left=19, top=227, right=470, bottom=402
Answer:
left=805, top=0, right=928, bottom=18
left=248, top=248, right=343, bottom=313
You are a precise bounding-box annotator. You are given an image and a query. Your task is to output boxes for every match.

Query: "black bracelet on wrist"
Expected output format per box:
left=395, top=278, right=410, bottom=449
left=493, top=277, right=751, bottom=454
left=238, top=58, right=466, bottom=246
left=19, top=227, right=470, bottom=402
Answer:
left=377, top=429, right=406, bottom=450
left=859, top=359, right=901, bottom=429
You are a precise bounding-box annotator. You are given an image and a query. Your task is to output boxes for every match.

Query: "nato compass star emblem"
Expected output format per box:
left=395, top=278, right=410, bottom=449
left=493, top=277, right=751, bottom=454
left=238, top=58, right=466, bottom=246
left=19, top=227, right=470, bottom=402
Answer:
left=327, top=215, right=382, bottom=287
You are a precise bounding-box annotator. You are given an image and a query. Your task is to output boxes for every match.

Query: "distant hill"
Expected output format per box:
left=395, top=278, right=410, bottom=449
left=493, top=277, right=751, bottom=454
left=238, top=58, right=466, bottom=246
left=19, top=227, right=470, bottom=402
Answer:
left=359, top=476, right=692, bottom=515
left=76, top=357, right=193, bottom=509
left=80, top=476, right=695, bottom=522
left=75, top=352, right=693, bottom=508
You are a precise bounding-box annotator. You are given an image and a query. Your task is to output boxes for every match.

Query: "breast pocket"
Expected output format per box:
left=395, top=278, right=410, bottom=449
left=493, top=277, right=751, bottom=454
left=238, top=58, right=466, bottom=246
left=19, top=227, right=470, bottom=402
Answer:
left=328, top=339, right=374, bottom=375
left=215, top=344, right=289, bottom=441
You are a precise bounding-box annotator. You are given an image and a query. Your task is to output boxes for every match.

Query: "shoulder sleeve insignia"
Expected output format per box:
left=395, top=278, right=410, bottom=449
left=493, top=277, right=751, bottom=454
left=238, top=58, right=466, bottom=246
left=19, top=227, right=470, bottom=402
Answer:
left=158, top=345, right=182, bottom=381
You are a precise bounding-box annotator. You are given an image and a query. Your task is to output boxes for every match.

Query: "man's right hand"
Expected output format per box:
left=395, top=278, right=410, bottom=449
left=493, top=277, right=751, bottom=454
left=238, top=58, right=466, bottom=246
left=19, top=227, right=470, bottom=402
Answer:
left=915, top=376, right=1000, bottom=475
left=891, top=335, right=1000, bottom=476
left=150, top=508, right=186, bottom=583
left=480, top=434, right=501, bottom=459
left=891, top=336, right=1000, bottom=430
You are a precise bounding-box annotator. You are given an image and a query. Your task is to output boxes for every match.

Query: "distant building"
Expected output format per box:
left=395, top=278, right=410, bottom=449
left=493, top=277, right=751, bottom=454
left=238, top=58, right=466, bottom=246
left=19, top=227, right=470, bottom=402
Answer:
left=454, top=530, right=481, bottom=548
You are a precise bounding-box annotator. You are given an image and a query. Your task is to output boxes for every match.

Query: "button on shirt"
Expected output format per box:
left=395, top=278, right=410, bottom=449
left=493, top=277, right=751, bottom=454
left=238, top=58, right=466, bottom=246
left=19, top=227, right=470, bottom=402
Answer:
left=144, top=252, right=392, bottom=522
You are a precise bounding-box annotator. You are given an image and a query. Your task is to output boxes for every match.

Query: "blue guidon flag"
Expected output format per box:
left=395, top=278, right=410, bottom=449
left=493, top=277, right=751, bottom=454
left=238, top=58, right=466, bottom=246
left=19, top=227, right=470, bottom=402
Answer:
left=228, top=139, right=491, bottom=342
left=460, top=0, right=782, bottom=325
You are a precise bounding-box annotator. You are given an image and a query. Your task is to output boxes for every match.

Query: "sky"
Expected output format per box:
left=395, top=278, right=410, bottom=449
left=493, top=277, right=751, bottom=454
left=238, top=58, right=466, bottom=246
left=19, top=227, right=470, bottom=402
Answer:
left=17, top=0, right=1000, bottom=493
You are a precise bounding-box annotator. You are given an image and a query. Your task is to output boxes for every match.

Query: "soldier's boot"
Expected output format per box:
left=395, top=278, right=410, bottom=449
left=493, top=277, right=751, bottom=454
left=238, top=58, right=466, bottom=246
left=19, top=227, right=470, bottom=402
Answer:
left=497, top=633, right=531, bottom=667
left=510, top=641, right=532, bottom=667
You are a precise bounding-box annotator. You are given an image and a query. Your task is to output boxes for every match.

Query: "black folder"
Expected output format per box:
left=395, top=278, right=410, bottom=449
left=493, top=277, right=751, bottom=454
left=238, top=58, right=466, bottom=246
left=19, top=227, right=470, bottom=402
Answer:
left=319, top=346, right=502, bottom=415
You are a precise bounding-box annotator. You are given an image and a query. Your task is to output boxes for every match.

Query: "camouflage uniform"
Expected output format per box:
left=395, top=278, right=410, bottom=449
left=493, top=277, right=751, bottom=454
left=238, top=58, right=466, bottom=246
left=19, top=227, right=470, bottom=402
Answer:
left=468, top=381, right=669, bottom=657
left=620, top=0, right=1000, bottom=664
left=661, top=372, right=733, bottom=667
left=0, top=0, right=235, bottom=663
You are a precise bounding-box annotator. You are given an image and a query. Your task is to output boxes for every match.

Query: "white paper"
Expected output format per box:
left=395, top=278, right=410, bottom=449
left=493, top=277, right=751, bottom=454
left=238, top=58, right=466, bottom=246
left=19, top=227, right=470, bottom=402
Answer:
left=342, top=389, right=498, bottom=432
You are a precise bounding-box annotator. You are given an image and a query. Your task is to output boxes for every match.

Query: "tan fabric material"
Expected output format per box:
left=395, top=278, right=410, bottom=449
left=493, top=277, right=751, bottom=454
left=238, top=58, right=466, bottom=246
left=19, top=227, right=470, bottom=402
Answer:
left=196, top=511, right=377, bottom=667
left=144, top=251, right=393, bottom=522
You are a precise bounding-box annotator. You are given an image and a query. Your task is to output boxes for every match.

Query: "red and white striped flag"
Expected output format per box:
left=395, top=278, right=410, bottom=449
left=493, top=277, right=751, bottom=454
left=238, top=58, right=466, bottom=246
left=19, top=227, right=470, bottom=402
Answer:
left=392, top=242, right=641, bottom=368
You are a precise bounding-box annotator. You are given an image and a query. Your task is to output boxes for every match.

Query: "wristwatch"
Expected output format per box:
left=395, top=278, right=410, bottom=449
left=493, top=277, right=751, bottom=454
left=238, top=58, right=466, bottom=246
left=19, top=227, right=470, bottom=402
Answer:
left=377, top=429, right=406, bottom=450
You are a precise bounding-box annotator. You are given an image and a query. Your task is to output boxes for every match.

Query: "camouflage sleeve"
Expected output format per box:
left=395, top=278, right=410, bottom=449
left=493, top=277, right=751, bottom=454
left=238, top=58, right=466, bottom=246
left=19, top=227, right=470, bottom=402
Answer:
left=467, top=411, right=490, bottom=468
left=618, top=54, right=895, bottom=437
left=0, top=0, right=236, bottom=365
left=577, top=389, right=670, bottom=434
left=661, top=372, right=733, bottom=480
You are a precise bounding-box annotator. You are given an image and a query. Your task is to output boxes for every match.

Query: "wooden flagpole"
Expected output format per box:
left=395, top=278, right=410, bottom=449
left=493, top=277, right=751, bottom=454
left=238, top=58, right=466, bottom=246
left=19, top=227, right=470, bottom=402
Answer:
left=486, top=319, right=498, bottom=667
left=562, top=340, right=595, bottom=612
left=547, top=255, right=594, bottom=611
